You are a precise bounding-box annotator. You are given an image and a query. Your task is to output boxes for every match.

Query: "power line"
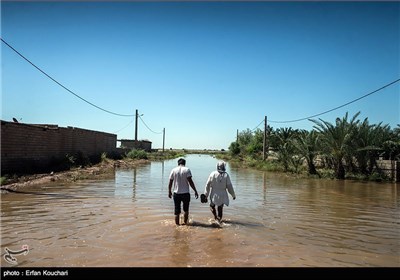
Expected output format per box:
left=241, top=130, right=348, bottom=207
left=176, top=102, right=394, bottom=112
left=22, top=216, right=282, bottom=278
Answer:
left=251, top=119, right=265, bottom=131
left=113, top=118, right=135, bottom=133
left=269, top=78, right=400, bottom=124
left=138, top=115, right=163, bottom=134
left=1, top=38, right=135, bottom=117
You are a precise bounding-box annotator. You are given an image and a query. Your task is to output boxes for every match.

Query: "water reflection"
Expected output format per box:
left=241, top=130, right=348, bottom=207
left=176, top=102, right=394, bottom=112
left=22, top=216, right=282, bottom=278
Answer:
left=263, top=171, right=267, bottom=204
left=171, top=229, right=191, bottom=266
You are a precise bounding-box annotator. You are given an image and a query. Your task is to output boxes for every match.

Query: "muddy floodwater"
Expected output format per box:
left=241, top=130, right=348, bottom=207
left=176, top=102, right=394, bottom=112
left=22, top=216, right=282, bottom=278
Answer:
left=1, top=154, right=399, bottom=267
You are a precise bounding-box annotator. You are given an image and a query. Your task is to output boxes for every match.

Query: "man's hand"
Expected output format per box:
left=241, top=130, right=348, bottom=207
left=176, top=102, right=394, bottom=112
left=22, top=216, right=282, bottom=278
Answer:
left=233, top=196, right=236, bottom=200
left=195, top=191, right=199, bottom=199
left=168, top=190, right=172, bottom=199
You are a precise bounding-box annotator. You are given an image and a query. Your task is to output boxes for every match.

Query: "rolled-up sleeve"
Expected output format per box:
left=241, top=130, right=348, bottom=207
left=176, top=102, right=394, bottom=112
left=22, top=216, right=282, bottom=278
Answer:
left=204, top=174, right=212, bottom=198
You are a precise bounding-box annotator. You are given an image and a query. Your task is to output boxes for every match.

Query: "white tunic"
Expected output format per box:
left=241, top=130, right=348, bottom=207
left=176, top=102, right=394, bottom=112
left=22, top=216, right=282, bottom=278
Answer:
left=204, top=171, right=235, bottom=207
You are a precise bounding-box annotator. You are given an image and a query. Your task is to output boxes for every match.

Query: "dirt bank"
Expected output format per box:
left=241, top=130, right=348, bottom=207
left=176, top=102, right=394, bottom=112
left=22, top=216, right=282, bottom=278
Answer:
left=0, top=159, right=148, bottom=192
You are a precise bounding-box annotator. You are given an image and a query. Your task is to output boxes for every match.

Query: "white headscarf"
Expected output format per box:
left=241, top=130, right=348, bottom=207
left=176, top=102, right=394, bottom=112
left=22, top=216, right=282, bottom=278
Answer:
left=217, top=161, right=226, bottom=173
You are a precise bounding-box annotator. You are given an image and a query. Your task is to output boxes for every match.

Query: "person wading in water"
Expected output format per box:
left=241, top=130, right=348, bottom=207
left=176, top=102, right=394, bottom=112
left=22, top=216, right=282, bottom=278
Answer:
left=203, top=161, right=236, bottom=223
left=168, top=158, right=199, bottom=225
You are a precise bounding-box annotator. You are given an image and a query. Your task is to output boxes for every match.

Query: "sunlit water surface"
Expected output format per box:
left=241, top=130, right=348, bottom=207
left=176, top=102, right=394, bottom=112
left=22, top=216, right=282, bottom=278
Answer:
left=1, top=155, right=399, bottom=267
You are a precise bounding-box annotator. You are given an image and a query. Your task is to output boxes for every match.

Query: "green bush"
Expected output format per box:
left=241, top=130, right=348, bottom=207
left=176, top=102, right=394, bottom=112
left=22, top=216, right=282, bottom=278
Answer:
left=368, top=171, right=387, bottom=182
left=229, top=142, right=240, bottom=156
left=126, top=149, right=148, bottom=160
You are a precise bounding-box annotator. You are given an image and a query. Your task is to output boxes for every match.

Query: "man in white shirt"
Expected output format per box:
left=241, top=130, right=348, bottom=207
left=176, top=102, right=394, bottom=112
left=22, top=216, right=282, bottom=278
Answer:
left=168, top=158, right=199, bottom=225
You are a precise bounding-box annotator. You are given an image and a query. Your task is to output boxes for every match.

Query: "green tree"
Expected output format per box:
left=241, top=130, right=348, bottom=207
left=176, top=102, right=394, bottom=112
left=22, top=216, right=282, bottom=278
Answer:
left=293, top=130, right=320, bottom=175
left=381, top=125, right=400, bottom=160
left=229, top=141, right=240, bottom=156
left=311, top=112, right=360, bottom=179
left=353, top=119, right=388, bottom=175
left=246, top=129, right=264, bottom=158
left=237, top=129, right=253, bottom=154
left=272, top=127, right=298, bottom=172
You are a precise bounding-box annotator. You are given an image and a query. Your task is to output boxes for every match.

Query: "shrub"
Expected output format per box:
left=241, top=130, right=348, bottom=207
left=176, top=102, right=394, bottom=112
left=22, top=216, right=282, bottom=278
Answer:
left=126, top=149, right=148, bottom=160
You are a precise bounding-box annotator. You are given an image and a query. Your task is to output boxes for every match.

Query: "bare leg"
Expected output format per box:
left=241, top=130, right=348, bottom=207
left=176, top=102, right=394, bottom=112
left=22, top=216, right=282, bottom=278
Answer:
left=175, top=214, right=180, bottom=225
left=210, top=205, right=217, bottom=220
left=217, top=205, right=223, bottom=222
left=183, top=212, right=189, bottom=225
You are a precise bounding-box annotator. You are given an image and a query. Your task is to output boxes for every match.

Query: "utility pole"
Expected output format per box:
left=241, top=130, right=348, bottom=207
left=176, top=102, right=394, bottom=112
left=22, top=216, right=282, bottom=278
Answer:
left=236, top=129, right=239, bottom=143
left=263, top=116, right=268, bottom=160
left=162, top=128, right=165, bottom=153
left=135, top=109, right=138, bottom=141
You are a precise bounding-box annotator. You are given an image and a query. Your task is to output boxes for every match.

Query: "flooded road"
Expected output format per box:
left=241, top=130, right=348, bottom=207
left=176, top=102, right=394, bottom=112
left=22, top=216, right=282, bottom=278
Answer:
left=1, top=154, right=399, bottom=267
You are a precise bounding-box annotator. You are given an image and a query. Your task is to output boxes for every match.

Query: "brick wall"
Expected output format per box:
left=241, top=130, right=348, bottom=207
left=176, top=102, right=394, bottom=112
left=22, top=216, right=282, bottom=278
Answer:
left=119, top=139, right=152, bottom=152
left=1, top=120, right=117, bottom=174
left=376, top=159, right=400, bottom=182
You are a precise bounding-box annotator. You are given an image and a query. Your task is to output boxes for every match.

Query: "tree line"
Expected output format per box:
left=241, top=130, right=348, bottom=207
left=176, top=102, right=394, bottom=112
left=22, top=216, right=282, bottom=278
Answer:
left=228, top=112, right=400, bottom=180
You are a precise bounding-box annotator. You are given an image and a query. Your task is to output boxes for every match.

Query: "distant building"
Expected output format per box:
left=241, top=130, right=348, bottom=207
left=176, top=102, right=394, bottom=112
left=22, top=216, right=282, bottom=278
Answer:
left=118, top=139, right=152, bottom=152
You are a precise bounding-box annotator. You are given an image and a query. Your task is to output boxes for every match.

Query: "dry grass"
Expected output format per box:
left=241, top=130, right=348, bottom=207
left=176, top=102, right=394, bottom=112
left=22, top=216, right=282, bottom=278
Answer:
left=0, top=158, right=148, bottom=191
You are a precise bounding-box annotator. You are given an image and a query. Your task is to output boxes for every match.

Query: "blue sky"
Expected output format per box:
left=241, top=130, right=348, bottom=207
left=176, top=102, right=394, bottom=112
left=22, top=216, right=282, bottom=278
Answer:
left=1, top=1, right=399, bottom=150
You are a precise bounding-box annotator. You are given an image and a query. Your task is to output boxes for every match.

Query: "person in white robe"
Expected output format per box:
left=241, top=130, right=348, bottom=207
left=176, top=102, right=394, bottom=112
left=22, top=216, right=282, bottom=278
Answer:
left=204, top=161, right=236, bottom=222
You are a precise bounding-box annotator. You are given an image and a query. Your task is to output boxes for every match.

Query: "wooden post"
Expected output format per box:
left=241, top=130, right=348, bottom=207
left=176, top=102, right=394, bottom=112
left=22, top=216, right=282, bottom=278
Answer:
left=263, top=116, right=267, bottom=160
left=162, top=128, right=165, bottom=153
left=135, top=109, right=138, bottom=141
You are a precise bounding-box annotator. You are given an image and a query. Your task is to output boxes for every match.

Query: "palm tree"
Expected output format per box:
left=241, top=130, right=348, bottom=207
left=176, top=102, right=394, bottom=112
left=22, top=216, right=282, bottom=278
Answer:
left=394, top=124, right=400, bottom=136
left=273, top=127, right=298, bottom=172
left=352, top=119, right=386, bottom=175
left=310, top=112, right=360, bottom=179
left=381, top=125, right=400, bottom=161
left=293, top=130, right=320, bottom=175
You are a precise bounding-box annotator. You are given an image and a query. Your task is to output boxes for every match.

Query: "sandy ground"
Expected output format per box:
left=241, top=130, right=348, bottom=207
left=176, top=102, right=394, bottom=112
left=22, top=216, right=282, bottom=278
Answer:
left=0, top=159, right=147, bottom=192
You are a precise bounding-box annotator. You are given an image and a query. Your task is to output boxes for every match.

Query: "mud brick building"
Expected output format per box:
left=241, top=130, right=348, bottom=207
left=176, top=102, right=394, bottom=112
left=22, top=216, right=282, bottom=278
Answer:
left=1, top=120, right=117, bottom=174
